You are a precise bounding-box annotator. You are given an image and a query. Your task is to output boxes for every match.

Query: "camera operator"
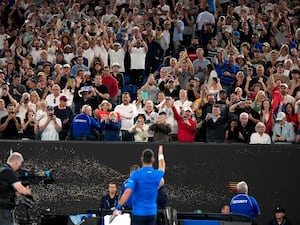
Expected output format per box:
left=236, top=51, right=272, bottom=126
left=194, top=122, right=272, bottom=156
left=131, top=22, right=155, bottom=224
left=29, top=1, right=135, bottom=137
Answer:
left=0, top=152, right=31, bottom=225
left=38, top=105, right=62, bottom=140
left=0, top=103, right=21, bottom=139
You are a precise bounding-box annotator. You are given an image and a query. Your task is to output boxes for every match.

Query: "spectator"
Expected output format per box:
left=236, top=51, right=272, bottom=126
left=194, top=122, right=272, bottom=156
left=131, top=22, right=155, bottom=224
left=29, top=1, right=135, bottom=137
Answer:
left=111, top=63, right=124, bottom=105
left=45, top=84, right=64, bottom=108
left=214, top=52, right=240, bottom=95
left=260, top=99, right=274, bottom=135
left=250, top=122, right=271, bottom=144
left=108, top=42, right=127, bottom=74
left=9, top=75, right=27, bottom=103
left=192, top=48, right=211, bottom=82
left=203, top=105, right=225, bottom=142
left=159, top=97, right=179, bottom=141
left=230, top=181, right=260, bottom=222
left=171, top=13, right=184, bottom=58
left=129, top=113, right=150, bottom=142
left=158, top=76, right=180, bottom=100
left=128, top=37, right=148, bottom=87
left=21, top=109, right=37, bottom=140
left=0, top=99, right=8, bottom=122
left=101, top=65, right=119, bottom=101
left=100, top=111, right=121, bottom=141
left=269, top=206, right=292, bottom=225
left=0, top=103, right=21, bottom=139
left=224, top=118, right=239, bottom=143
left=145, top=33, right=164, bottom=74
left=38, top=105, right=62, bottom=141
left=0, top=83, right=17, bottom=107
left=272, top=112, right=295, bottom=144
left=149, top=111, right=171, bottom=143
left=70, top=56, right=90, bottom=78
left=68, top=104, right=101, bottom=140
left=172, top=103, right=196, bottom=142
left=236, top=112, right=255, bottom=143
left=140, top=75, right=159, bottom=103
left=54, top=95, right=74, bottom=140
left=114, top=92, right=137, bottom=141
left=283, top=103, right=299, bottom=132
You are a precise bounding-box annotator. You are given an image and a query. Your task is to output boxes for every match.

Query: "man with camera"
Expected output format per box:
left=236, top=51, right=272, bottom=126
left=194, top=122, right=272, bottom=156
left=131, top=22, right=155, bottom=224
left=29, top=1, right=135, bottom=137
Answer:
left=0, top=152, right=31, bottom=225
left=0, top=103, right=21, bottom=139
left=38, top=105, right=62, bottom=140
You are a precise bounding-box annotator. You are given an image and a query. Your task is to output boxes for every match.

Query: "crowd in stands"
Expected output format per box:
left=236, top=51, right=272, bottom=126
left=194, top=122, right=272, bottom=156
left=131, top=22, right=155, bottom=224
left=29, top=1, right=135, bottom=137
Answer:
left=0, top=0, right=300, bottom=143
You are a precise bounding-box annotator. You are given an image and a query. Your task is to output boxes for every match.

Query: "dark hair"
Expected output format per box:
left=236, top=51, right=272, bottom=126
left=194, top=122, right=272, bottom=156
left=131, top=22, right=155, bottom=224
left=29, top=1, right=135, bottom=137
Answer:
left=130, top=164, right=140, bottom=173
left=142, top=148, right=154, bottom=164
left=284, top=102, right=295, bottom=115
left=135, top=113, right=146, bottom=121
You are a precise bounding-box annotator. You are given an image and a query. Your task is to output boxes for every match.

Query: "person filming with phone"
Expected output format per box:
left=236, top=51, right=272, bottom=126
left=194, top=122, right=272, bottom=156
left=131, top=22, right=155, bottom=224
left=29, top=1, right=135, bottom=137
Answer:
left=38, top=105, right=62, bottom=141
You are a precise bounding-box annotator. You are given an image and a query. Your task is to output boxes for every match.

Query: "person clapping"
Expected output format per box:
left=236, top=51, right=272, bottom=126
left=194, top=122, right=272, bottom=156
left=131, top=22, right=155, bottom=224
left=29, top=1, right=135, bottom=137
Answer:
left=100, top=111, right=121, bottom=141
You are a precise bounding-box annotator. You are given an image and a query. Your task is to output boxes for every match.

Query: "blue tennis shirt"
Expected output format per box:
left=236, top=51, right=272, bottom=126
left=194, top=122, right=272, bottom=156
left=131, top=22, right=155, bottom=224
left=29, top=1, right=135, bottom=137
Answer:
left=126, top=166, right=164, bottom=216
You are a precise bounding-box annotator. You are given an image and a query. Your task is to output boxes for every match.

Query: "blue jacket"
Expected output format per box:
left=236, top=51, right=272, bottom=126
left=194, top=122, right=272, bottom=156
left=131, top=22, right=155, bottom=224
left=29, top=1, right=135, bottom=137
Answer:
left=230, top=193, right=260, bottom=220
left=100, top=120, right=121, bottom=141
left=70, top=113, right=101, bottom=140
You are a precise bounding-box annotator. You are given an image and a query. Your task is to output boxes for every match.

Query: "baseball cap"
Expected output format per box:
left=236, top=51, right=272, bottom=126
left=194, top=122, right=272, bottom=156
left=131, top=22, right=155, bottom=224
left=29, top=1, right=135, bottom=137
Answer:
left=233, top=31, right=240, bottom=36
left=113, top=42, right=121, bottom=46
left=64, top=44, right=72, bottom=49
left=95, top=6, right=102, bottom=11
left=274, top=206, right=285, bottom=213
left=276, top=112, right=286, bottom=121
left=280, top=83, right=288, bottom=89
left=183, top=107, right=192, bottom=112
left=46, top=105, right=54, bottom=110
left=155, top=25, right=162, bottom=31
left=219, top=89, right=226, bottom=93
left=59, top=95, right=68, bottom=102
left=111, top=62, right=120, bottom=68
left=63, top=64, right=71, bottom=68
left=145, top=21, right=152, bottom=26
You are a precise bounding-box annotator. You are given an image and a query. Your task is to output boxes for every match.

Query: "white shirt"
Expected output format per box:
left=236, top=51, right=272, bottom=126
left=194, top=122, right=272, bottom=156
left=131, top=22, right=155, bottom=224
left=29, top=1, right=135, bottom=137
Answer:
left=63, top=53, right=75, bottom=64
left=250, top=132, right=271, bottom=144
left=174, top=100, right=192, bottom=114
left=128, top=124, right=149, bottom=142
left=196, top=11, right=215, bottom=30
left=45, top=94, right=65, bottom=107
left=83, top=47, right=95, bottom=68
left=93, top=45, right=108, bottom=66
left=39, top=117, right=62, bottom=141
left=114, top=103, right=137, bottom=130
left=108, top=48, right=125, bottom=72
left=130, top=47, right=146, bottom=70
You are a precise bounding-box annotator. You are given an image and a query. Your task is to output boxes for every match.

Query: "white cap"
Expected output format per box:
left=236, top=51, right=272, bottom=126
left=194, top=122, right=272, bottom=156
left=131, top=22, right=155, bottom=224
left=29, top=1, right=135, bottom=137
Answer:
left=276, top=112, right=286, bottom=121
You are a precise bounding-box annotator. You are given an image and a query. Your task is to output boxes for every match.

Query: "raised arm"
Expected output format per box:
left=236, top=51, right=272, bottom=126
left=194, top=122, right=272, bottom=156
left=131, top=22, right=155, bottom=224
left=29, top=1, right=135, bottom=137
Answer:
left=158, top=145, right=165, bottom=172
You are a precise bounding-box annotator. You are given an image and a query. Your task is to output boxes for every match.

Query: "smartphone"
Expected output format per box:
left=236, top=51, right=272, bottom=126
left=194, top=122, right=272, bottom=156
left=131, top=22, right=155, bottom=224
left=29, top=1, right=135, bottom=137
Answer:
left=67, top=78, right=72, bottom=85
left=141, top=92, right=148, bottom=100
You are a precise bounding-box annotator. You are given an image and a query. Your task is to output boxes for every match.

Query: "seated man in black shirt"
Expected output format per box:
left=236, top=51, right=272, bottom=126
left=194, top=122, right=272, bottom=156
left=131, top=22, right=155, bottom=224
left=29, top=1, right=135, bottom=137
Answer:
left=99, top=182, right=119, bottom=213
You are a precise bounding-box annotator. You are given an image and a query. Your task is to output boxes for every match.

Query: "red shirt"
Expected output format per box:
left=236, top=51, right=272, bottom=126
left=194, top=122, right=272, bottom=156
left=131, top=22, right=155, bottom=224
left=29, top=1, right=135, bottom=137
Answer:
left=172, top=106, right=196, bottom=142
left=101, top=74, right=119, bottom=98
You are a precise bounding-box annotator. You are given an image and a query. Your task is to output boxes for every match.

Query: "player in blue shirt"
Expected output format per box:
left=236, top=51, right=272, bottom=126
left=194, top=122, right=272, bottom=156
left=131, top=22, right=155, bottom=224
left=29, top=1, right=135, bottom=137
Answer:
left=230, top=181, right=260, bottom=221
left=113, top=145, right=166, bottom=225
left=120, top=164, right=140, bottom=210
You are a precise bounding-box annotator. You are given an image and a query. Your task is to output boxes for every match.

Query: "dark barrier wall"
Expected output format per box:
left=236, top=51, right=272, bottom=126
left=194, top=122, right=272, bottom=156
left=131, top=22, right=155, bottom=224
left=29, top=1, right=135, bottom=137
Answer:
left=0, top=141, right=299, bottom=225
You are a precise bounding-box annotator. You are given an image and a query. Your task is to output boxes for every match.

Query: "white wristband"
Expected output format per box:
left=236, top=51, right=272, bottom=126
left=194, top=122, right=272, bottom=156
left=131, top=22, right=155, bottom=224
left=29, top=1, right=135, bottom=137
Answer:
left=158, top=154, right=164, bottom=160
